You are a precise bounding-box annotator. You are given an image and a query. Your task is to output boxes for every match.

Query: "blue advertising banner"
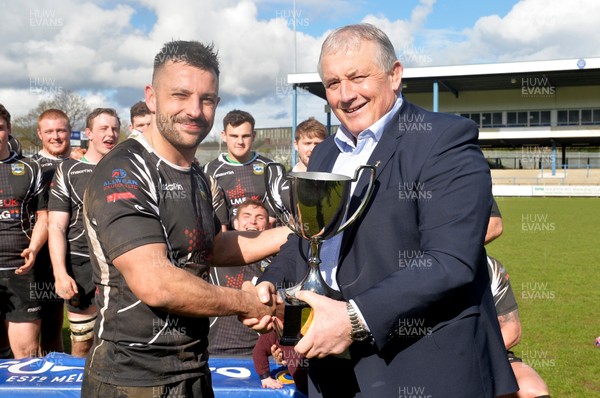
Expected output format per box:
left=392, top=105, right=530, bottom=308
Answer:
left=0, top=353, right=303, bottom=397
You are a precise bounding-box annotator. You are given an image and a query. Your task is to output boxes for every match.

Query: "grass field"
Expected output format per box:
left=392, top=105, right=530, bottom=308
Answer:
left=59, top=197, right=599, bottom=396
left=487, top=197, right=600, bottom=397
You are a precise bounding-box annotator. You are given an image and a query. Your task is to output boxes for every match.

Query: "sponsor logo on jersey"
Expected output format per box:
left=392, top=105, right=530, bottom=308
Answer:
left=70, top=168, right=93, bottom=175
left=214, top=171, right=234, bottom=178
left=0, top=209, right=20, bottom=220
left=111, top=168, right=127, bottom=178
left=252, top=163, right=265, bottom=175
left=106, top=192, right=136, bottom=202
left=103, top=171, right=139, bottom=190
left=0, top=198, right=19, bottom=207
left=11, top=163, right=25, bottom=176
left=161, top=182, right=184, bottom=191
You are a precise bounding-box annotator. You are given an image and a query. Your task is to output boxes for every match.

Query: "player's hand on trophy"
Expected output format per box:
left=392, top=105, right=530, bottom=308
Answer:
left=293, top=290, right=352, bottom=359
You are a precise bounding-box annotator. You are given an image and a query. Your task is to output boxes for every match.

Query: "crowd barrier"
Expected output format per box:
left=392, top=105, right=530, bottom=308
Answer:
left=0, top=352, right=302, bottom=397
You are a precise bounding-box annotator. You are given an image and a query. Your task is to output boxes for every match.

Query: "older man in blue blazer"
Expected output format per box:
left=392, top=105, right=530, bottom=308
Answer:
left=251, top=23, right=518, bottom=398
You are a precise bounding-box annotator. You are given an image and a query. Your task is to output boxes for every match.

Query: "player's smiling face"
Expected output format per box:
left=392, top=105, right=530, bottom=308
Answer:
left=86, top=113, right=120, bottom=157
left=320, top=40, right=402, bottom=138
left=233, top=204, right=269, bottom=231
left=149, top=61, right=220, bottom=151
left=38, top=117, right=71, bottom=157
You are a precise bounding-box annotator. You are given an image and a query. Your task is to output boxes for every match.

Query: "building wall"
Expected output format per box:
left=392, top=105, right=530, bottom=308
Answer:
left=405, top=85, right=600, bottom=113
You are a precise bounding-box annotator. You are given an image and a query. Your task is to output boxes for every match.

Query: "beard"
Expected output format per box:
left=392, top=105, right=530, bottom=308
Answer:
left=46, top=141, right=69, bottom=158
left=155, top=109, right=211, bottom=151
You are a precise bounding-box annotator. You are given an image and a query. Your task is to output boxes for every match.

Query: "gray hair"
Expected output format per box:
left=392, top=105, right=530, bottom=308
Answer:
left=318, top=23, right=397, bottom=78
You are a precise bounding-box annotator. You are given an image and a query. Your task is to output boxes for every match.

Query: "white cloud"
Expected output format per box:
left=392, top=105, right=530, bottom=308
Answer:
left=0, top=0, right=598, bottom=135
left=431, top=0, right=600, bottom=64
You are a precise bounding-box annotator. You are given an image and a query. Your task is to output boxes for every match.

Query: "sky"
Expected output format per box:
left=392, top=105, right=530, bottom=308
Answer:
left=2, top=0, right=599, bottom=139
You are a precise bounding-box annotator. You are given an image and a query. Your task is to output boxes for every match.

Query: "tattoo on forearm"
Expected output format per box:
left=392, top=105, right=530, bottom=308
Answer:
left=498, top=309, right=520, bottom=326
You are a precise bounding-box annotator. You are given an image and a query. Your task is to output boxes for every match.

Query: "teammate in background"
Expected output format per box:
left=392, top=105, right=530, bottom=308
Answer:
left=31, top=108, right=75, bottom=355
left=1, top=109, right=22, bottom=358
left=128, top=100, right=152, bottom=136
left=208, top=199, right=270, bottom=356
left=486, top=198, right=504, bottom=244
left=488, top=256, right=551, bottom=398
left=0, top=103, right=46, bottom=359
left=486, top=200, right=551, bottom=398
left=203, top=109, right=281, bottom=229
left=8, top=134, right=22, bottom=156
left=48, top=108, right=120, bottom=357
left=291, top=117, right=327, bottom=172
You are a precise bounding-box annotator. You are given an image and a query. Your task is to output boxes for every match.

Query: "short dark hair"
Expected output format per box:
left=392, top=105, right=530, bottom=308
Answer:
left=295, top=117, right=327, bottom=141
left=130, top=101, right=150, bottom=123
left=86, top=108, right=121, bottom=130
left=38, top=109, right=71, bottom=131
left=0, top=103, right=11, bottom=128
left=152, top=40, right=220, bottom=83
left=223, top=109, right=255, bottom=131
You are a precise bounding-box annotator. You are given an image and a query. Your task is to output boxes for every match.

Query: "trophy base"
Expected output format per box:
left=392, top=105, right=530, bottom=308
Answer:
left=276, top=290, right=313, bottom=346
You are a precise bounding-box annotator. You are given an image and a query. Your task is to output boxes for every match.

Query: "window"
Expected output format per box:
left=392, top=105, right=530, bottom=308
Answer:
left=557, top=110, right=568, bottom=126
left=507, top=111, right=528, bottom=127
left=568, top=110, right=580, bottom=125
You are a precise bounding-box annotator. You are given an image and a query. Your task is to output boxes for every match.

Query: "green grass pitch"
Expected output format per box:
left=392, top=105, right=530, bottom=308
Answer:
left=488, top=197, right=600, bottom=397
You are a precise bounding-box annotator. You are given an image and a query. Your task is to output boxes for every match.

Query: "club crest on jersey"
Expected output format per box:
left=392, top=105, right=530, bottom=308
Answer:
left=252, top=163, right=265, bottom=175
left=11, top=163, right=25, bottom=176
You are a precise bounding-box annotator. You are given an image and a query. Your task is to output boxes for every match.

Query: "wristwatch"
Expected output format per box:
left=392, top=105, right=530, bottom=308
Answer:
left=347, top=302, right=371, bottom=341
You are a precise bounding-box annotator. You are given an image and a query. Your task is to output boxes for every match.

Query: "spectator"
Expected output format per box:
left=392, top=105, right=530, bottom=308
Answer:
left=253, top=314, right=308, bottom=395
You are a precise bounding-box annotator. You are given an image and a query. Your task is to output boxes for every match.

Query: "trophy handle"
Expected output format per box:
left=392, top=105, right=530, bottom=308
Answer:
left=336, top=164, right=377, bottom=234
left=264, top=162, right=301, bottom=235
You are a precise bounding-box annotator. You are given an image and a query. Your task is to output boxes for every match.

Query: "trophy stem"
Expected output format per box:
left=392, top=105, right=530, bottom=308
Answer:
left=308, top=238, right=322, bottom=269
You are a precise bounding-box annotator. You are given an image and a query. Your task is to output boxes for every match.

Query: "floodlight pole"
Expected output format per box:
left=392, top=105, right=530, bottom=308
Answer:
left=433, top=79, right=439, bottom=112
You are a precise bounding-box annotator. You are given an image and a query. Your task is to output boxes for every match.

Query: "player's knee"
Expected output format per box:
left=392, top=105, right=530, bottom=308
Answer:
left=69, top=314, right=97, bottom=342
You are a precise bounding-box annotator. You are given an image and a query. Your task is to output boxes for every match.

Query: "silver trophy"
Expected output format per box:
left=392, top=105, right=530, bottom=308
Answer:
left=265, top=163, right=376, bottom=345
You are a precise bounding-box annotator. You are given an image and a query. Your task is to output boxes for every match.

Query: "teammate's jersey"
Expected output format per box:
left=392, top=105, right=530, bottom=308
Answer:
left=31, top=152, right=65, bottom=211
left=8, top=135, right=22, bottom=157
left=207, top=260, right=267, bottom=356
left=0, top=152, right=43, bottom=270
left=48, top=158, right=95, bottom=258
left=203, top=153, right=282, bottom=226
left=487, top=256, right=518, bottom=317
left=84, top=135, right=220, bottom=386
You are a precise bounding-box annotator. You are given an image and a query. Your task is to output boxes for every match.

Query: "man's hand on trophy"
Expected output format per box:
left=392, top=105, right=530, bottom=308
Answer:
left=293, top=290, right=352, bottom=359
left=239, top=281, right=279, bottom=333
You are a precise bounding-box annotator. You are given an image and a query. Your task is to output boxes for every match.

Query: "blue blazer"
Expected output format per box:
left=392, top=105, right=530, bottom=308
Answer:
left=261, top=99, right=518, bottom=397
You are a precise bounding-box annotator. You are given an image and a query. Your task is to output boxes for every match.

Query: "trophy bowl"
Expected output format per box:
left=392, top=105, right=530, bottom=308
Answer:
left=265, top=163, right=376, bottom=345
